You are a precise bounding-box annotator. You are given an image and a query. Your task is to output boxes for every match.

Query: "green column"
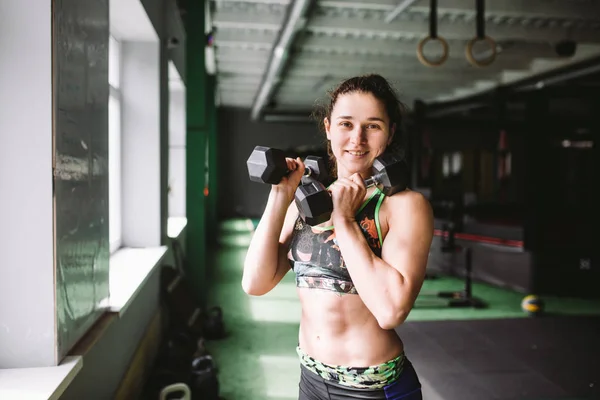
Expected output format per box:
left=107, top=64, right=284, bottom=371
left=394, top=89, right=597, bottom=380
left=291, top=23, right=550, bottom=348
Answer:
left=207, top=74, right=218, bottom=243
left=185, top=0, right=207, bottom=306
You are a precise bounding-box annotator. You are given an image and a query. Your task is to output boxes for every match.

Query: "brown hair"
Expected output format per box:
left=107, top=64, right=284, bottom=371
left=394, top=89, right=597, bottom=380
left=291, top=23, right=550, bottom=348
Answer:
left=311, top=74, right=408, bottom=177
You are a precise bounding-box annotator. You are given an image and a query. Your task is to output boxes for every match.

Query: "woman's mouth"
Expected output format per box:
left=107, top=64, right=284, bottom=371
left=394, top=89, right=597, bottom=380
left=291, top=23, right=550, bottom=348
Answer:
left=346, top=150, right=368, bottom=157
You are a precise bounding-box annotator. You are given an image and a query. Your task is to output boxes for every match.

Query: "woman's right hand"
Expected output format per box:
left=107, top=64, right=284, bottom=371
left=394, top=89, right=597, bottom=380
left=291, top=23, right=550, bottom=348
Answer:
left=273, top=157, right=305, bottom=201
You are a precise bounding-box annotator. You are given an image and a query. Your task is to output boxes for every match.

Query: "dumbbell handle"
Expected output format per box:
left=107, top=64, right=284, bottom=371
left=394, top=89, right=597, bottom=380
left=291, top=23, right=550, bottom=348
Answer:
left=297, top=165, right=316, bottom=178
left=278, top=164, right=316, bottom=181
left=363, top=172, right=384, bottom=188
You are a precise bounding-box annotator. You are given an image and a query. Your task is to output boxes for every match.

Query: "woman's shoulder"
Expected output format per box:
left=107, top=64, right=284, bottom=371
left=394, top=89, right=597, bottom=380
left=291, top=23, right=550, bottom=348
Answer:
left=382, top=189, right=433, bottom=223
left=385, top=188, right=430, bottom=207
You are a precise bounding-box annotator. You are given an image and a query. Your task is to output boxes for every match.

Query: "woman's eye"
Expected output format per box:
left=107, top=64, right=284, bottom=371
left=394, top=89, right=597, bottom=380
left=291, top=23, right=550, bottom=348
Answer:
left=367, top=124, right=380, bottom=129
left=339, top=122, right=352, bottom=128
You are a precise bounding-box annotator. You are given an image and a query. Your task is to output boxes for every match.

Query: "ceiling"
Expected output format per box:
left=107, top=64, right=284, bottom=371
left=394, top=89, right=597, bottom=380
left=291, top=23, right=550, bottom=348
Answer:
left=206, top=0, right=600, bottom=120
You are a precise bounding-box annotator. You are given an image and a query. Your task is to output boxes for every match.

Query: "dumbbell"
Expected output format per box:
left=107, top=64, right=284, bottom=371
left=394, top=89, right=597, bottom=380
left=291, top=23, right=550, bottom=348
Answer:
left=247, top=146, right=328, bottom=185
left=295, top=152, right=409, bottom=226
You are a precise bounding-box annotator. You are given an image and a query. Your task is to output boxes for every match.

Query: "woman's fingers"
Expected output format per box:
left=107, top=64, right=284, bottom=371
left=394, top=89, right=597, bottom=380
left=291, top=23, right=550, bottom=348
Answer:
left=286, top=158, right=298, bottom=171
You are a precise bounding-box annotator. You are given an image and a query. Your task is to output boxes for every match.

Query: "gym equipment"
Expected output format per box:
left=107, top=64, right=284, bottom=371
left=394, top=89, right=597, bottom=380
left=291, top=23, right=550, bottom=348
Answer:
left=144, top=368, right=191, bottom=400
left=247, top=145, right=328, bottom=185
left=440, top=222, right=456, bottom=252
left=294, top=177, right=333, bottom=226
left=202, top=306, right=226, bottom=340
left=162, top=239, right=228, bottom=340
left=416, top=246, right=487, bottom=308
left=417, top=0, right=449, bottom=67
left=465, top=0, right=497, bottom=67
left=521, top=294, right=544, bottom=316
left=160, top=382, right=191, bottom=400
left=295, top=152, right=408, bottom=226
left=191, top=355, right=220, bottom=400
left=161, top=330, right=199, bottom=371
left=423, top=223, right=455, bottom=280
left=161, top=264, right=204, bottom=336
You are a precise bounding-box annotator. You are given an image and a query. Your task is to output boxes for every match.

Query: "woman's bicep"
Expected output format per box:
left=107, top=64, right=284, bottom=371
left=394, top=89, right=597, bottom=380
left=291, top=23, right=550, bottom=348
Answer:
left=381, top=192, right=434, bottom=294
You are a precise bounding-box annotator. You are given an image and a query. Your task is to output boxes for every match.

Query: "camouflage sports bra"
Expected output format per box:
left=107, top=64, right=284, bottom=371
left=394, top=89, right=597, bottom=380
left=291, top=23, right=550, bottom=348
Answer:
left=287, top=187, right=385, bottom=295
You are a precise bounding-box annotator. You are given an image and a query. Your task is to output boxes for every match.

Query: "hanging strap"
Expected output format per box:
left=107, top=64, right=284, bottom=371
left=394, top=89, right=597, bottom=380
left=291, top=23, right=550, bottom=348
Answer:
left=476, top=0, right=485, bottom=39
left=465, top=0, right=497, bottom=67
left=430, top=0, right=438, bottom=38
left=416, top=0, right=448, bottom=67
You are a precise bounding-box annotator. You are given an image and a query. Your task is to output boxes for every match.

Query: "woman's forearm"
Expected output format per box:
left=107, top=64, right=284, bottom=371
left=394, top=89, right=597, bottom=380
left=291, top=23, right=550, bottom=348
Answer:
left=242, top=188, right=292, bottom=294
left=333, top=217, right=408, bottom=328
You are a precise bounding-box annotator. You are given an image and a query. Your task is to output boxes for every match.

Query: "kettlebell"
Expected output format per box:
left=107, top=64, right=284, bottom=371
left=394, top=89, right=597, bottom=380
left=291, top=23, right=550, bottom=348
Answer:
left=203, top=306, right=226, bottom=340
left=160, top=382, right=191, bottom=400
left=161, top=330, right=197, bottom=372
left=191, top=354, right=220, bottom=400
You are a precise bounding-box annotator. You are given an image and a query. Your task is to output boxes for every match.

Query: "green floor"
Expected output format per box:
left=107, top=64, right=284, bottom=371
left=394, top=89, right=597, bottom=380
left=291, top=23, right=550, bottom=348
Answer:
left=207, top=219, right=600, bottom=400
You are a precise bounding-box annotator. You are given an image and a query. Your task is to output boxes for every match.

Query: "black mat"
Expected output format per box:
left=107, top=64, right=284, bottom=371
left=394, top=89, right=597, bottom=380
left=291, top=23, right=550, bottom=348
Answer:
left=396, top=316, right=600, bottom=400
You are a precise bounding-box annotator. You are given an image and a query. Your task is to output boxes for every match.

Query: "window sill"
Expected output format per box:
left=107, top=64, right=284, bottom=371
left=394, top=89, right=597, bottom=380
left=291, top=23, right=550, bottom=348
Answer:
left=0, top=356, right=83, bottom=400
left=101, top=246, right=168, bottom=316
left=103, top=216, right=188, bottom=316
left=0, top=219, right=187, bottom=399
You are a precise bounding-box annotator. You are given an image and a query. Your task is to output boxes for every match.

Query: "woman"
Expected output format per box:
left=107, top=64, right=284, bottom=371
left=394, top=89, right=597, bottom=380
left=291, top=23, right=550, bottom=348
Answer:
left=243, top=74, right=434, bottom=400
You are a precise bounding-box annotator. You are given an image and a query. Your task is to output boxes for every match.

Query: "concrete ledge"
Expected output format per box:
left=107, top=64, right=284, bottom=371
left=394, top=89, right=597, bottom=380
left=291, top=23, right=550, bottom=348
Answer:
left=0, top=356, right=83, bottom=400
left=104, top=246, right=169, bottom=316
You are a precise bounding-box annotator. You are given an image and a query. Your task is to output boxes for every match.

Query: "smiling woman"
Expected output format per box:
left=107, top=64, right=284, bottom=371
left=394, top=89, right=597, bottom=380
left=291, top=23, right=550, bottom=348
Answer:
left=243, top=74, right=434, bottom=400
left=312, top=75, right=409, bottom=179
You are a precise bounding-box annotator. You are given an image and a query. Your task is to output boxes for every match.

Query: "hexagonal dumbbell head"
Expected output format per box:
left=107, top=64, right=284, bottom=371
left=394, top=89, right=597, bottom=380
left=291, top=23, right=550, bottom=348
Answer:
left=247, top=146, right=287, bottom=184
left=294, top=178, right=333, bottom=226
left=369, top=153, right=409, bottom=196
left=301, top=156, right=329, bottom=185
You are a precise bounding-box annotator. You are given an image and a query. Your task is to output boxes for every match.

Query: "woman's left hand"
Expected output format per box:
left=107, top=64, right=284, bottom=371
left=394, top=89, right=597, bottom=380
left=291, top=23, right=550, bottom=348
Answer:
left=329, top=173, right=366, bottom=223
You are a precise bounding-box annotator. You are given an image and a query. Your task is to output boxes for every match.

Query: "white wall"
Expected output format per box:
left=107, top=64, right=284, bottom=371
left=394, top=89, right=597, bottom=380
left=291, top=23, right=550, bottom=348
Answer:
left=121, top=41, right=161, bottom=247
left=0, top=0, right=55, bottom=367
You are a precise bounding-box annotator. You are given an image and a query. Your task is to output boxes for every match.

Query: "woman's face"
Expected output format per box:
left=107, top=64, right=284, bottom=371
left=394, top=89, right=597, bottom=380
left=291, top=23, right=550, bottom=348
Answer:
left=324, top=91, right=394, bottom=179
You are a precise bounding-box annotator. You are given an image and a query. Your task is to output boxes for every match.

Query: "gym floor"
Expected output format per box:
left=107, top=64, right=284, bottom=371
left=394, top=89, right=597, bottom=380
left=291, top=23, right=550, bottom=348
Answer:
left=206, top=220, right=600, bottom=400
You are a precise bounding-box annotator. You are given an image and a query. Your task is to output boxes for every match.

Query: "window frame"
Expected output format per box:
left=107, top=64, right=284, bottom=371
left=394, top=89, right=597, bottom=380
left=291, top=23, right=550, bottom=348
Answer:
left=109, top=34, right=123, bottom=254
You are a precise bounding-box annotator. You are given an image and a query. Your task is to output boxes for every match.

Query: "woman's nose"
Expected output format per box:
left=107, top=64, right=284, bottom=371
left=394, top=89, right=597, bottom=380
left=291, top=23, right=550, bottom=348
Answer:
left=350, top=126, right=366, bottom=143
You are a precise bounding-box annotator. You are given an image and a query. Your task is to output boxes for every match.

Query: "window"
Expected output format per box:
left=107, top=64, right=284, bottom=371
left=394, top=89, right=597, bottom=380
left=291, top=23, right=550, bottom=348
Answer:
left=109, top=35, right=122, bottom=253
left=168, top=61, right=186, bottom=218
left=442, top=153, right=450, bottom=177
left=442, top=151, right=462, bottom=178
left=451, top=152, right=462, bottom=175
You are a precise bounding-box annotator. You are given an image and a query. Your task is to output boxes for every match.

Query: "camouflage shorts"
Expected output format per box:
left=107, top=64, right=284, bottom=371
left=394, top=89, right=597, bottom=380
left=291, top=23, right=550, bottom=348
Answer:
left=296, top=346, right=404, bottom=389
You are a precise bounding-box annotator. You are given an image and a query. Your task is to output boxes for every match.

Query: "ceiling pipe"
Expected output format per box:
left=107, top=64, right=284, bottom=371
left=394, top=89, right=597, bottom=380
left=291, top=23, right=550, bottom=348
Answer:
left=250, top=0, right=314, bottom=121
left=385, top=0, right=419, bottom=23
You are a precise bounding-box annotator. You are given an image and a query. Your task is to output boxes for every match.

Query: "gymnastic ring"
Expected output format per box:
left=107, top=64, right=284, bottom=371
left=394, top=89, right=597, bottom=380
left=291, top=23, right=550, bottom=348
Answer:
left=417, top=36, right=449, bottom=67
left=465, top=35, right=497, bottom=67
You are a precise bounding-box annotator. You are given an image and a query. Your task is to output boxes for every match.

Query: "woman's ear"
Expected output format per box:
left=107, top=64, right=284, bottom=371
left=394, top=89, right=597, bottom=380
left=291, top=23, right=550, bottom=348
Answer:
left=324, top=117, right=332, bottom=140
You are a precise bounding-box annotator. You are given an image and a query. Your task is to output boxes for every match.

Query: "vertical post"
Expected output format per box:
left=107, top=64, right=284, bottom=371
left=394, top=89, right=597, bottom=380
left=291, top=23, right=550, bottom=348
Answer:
left=412, top=100, right=427, bottom=189
left=160, top=0, right=170, bottom=245
left=464, top=247, right=472, bottom=298
left=494, top=88, right=507, bottom=202
left=207, top=74, right=219, bottom=244
left=186, top=0, right=208, bottom=306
